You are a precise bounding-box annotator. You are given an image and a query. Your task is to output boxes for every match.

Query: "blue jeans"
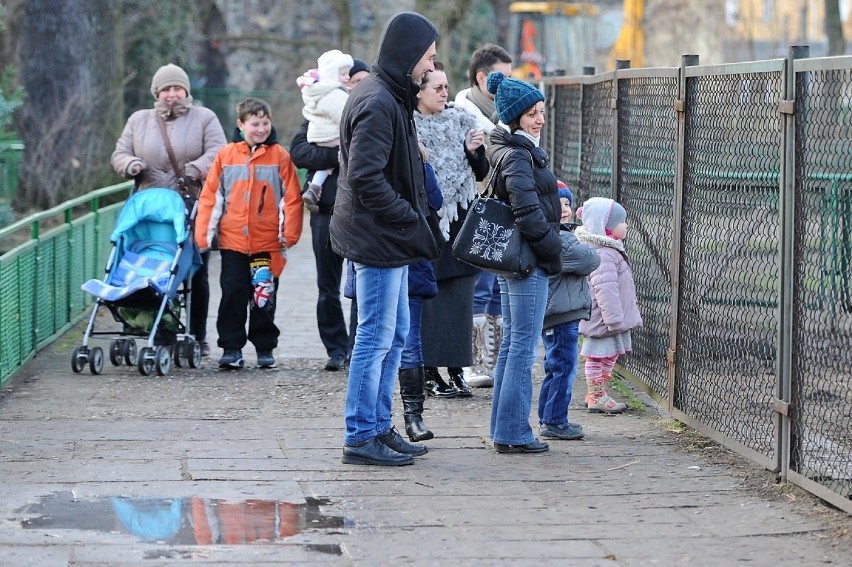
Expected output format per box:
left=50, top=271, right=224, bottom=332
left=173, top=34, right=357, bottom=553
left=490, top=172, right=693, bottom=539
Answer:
left=539, top=320, right=580, bottom=425
left=473, top=272, right=502, bottom=316
left=400, top=295, right=423, bottom=370
left=490, top=268, right=548, bottom=445
left=344, top=264, right=409, bottom=446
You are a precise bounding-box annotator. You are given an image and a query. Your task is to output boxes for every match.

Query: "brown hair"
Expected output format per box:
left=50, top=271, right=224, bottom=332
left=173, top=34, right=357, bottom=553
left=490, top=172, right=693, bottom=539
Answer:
left=468, top=44, right=512, bottom=87
left=236, top=97, right=272, bottom=122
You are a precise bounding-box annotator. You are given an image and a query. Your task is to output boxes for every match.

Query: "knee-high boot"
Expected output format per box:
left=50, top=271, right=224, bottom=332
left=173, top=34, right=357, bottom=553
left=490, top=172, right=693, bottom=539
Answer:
left=398, top=367, right=434, bottom=441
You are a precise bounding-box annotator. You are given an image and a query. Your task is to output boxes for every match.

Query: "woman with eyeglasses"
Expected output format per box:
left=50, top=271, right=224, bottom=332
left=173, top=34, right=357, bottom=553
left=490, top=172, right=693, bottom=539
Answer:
left=413, top=62, right=490, bottom=403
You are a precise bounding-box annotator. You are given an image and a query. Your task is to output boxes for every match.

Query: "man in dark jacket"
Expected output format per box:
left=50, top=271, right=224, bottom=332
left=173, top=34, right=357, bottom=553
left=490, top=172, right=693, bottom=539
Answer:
left=288, top=119, right=349, bottom=372
left=331, top=12, right=441, bottom=467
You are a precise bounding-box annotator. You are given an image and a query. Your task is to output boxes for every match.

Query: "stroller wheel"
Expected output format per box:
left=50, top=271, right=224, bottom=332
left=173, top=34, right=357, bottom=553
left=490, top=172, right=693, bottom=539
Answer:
left=123, top=340, right=138, bottom=366
left=109, top=340, right=123, bottom=366
left=89, top=347, right=104, bottom=375
left=155, top=346, right=172, bottom=376
left=187, top=340, right=202, bottom=369
left=173, top=341, right=184, bottom=368
left=138, top=347, right=155, bottom=376
left=71, top=346, right=87, bottom=373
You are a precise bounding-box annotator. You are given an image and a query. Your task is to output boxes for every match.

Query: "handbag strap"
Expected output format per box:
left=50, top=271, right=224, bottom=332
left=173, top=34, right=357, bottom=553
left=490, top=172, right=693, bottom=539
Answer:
left=156, top=114, right=183, bottom=180
left=482, top=147, right=534, bottom=199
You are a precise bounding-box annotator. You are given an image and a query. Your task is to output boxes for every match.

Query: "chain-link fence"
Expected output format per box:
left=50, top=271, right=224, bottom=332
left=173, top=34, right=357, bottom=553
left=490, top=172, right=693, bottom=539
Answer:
left=543, top=49, right=852, bottom=514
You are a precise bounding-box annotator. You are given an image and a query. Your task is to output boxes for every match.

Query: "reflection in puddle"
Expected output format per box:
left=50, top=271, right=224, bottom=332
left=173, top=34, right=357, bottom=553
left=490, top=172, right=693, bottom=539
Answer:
left=18, top=492, right=343, bottom=552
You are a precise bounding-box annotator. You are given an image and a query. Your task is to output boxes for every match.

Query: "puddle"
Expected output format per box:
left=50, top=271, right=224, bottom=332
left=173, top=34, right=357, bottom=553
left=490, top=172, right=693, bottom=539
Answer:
left=17, top=491, right=343, bottom=552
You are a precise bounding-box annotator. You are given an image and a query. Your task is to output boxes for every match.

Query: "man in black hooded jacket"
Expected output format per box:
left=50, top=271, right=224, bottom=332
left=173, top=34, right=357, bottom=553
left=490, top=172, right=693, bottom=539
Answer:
left=331, top=12, right=440, bottom=466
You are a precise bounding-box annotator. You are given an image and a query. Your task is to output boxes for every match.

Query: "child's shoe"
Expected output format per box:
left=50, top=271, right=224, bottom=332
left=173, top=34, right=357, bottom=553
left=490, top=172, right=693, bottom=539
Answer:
left=257, top=351, right=277, bottom=369
left=218, top=349, right=244, bottom=369
left=302, top=183, right=322, bottom=213
left=586, top=392, right=626, bottom=414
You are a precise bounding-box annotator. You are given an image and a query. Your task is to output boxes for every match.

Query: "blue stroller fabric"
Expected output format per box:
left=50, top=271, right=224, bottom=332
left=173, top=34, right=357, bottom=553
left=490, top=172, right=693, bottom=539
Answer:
left=82, top=188, right=201, bottom=302
left=111, top=497, right=184, bottom=541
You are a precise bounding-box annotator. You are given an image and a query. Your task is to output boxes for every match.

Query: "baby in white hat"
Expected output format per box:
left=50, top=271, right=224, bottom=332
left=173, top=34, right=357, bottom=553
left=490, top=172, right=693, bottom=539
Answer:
left=296, top=49, right=354, bottom=212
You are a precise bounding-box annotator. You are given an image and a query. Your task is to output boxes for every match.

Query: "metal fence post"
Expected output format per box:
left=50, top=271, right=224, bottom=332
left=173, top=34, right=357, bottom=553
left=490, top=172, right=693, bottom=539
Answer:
left=613, top=60, right=631, bottom=200
left=778, top=44, right=810, bottom=480
left=668, top=54, right=699, bottom=412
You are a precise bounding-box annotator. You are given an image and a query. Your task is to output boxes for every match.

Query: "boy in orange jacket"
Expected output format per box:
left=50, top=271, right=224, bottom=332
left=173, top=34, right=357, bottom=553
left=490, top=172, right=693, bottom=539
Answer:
left=195, top=97, right=304, bottom=369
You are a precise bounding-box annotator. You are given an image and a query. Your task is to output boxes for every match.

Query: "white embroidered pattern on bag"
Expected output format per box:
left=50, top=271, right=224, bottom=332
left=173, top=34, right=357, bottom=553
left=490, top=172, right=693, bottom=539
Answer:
left=470, top=215, right=513, bottom=262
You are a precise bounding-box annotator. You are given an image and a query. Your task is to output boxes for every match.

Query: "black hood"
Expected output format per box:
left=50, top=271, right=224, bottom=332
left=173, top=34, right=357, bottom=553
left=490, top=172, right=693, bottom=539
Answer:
left=231, top=126, right=279, bottom=146
left=374, top=12, right=438, bottom=95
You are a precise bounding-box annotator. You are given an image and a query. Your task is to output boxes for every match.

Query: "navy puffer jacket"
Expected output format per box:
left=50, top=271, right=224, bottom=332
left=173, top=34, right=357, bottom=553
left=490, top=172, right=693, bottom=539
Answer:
left=488, top=127, right=562, bottom=275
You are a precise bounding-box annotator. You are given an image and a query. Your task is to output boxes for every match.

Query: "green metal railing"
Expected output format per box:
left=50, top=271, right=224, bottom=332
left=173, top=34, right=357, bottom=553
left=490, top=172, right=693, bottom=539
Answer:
left=0, top=141, right=24, bottom=204
left=0, top=181, right=132, bottom=387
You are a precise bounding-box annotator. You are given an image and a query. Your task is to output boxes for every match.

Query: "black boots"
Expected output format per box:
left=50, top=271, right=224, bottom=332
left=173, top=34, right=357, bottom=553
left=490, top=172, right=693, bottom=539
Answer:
left=447, top=367, right=472, bottom=397
left=424, top=366, right=458, bottom=398
left=398, top=368, right=434, bottom=442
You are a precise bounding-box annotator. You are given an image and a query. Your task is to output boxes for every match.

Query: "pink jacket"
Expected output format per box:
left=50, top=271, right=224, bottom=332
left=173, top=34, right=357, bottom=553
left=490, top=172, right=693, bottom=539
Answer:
left=578, top=244, right=643, bottom=338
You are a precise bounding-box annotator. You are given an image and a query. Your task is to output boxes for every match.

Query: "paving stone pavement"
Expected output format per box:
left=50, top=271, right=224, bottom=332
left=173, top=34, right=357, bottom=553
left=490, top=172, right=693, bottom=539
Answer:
left=0, top=214, right=849, bottom=566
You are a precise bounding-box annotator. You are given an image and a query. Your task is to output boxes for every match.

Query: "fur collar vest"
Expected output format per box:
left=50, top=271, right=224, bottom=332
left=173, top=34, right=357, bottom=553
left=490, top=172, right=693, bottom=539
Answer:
left=414, top=105, right=479, bottom=239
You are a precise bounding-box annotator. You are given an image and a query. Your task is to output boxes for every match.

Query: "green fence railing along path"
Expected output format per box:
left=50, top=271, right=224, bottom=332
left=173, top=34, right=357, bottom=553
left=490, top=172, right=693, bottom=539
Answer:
left=0, top=181, right=132, bottom=387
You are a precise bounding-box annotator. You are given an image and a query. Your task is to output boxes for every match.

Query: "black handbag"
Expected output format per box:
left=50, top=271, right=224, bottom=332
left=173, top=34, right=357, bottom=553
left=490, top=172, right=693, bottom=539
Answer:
left=451, top=149, right=536, bottom=278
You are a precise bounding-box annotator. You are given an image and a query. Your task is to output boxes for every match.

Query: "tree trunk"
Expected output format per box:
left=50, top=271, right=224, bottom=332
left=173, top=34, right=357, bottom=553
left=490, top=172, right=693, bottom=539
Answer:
left=825, top=0, right=845, bottom=56
left=17, top=0, right=122, bottom=209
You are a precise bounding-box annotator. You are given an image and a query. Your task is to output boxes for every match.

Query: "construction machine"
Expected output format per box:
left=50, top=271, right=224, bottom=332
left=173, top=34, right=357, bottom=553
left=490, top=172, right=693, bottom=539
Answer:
left=507, top=1, right=644, bottom=78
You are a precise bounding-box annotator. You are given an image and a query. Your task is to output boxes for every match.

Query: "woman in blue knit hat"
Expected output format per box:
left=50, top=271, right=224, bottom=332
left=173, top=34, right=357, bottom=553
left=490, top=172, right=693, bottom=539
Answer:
left=484, top=72, right=562, bottom=454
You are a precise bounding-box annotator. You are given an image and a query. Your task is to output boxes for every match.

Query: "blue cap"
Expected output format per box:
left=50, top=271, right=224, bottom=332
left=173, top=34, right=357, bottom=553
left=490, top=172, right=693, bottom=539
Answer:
left=486, top=71, right=544, bottom=124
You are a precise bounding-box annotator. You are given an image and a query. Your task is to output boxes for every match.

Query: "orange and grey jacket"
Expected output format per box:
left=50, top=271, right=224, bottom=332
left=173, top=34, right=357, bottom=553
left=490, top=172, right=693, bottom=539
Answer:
left=195, top=131, right=304, bottom=276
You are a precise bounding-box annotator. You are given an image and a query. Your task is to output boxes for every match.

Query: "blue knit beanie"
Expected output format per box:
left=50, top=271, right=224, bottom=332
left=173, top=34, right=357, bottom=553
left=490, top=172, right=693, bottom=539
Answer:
left=486, top=71, right=544, bottom=125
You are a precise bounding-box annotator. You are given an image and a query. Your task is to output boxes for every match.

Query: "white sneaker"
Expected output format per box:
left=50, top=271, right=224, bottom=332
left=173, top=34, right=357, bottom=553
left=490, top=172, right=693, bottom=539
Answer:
left=465, top=367, right=493, bottom=388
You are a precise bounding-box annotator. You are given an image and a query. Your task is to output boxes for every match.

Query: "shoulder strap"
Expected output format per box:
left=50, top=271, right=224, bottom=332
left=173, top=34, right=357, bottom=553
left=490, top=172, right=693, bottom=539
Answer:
left=482, top=147, right=534, bottom=199
left=156, top=114, right=182, bottom=179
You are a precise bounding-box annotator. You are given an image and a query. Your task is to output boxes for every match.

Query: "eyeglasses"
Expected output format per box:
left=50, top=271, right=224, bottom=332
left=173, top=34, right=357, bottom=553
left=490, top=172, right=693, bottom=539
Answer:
left=423, top=84, right=449, bottom=94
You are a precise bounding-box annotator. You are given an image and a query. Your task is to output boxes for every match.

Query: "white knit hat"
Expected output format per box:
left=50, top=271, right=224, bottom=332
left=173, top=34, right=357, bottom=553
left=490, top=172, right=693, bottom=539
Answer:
left=577, top=197, right=627, bottom=236
left=317, top=50, right=354, bottom=83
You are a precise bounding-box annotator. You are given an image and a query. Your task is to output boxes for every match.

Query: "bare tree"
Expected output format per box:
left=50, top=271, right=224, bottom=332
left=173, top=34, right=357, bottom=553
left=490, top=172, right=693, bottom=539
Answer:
left=17, top=0, right=122, bottom=209
left=825, top=0, right=845, bottom=55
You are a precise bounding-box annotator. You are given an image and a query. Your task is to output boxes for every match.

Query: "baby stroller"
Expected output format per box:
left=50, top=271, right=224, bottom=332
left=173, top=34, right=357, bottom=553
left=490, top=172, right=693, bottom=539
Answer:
left=72, top=188, right=203, bottom=376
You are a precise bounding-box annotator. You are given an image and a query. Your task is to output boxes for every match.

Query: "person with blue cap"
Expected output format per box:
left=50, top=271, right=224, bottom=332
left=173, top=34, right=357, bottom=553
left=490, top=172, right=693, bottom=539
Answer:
left=484, top=71, right=562, bottom=454
left=539, top=181, right=600, bottom=440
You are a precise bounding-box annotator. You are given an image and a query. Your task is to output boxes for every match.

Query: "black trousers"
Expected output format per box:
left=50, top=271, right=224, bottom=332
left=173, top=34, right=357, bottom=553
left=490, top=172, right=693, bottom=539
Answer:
left=310, top=212, right=349, bottom=358
left=217, top=249, right=279, bottom=352
left=189, top=250, right=210, bottom=341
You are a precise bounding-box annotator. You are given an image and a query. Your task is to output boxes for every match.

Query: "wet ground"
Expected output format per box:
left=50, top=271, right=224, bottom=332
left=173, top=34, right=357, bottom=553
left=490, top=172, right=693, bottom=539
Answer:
left=0, top=227, right=850, bottom=566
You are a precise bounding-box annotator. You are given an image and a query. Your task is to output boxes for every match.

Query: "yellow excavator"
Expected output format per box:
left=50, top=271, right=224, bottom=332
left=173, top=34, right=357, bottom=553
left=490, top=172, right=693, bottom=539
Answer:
left=508, top=0, right=644, bottom=78
left=608, top=0, right=644, bottom=69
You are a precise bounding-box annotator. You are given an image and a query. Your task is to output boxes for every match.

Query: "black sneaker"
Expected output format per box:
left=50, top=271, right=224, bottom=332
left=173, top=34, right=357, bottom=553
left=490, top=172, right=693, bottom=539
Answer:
left=377, top=426, right=428, bottom=456
left=218, top=349, right=244, bottom=369
left=494, top=438, right=549, bottom=453
left=324, top=354, right=345, bottom=371
left=257, top=351, right=276, bottom=369
left=342, top=437, right=413, bottom=466
left=540, top=422, right=585, bottom=440
left=198, top=341, right=211, bottom=358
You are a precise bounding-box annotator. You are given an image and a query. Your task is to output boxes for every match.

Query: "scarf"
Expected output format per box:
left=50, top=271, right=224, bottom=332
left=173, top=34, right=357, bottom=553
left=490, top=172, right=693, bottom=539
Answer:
left=154, top=95, right=193, bottom=120
left=467, top=86, right=497, bottom=125
left=414, top=106, right=480, bottom=239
